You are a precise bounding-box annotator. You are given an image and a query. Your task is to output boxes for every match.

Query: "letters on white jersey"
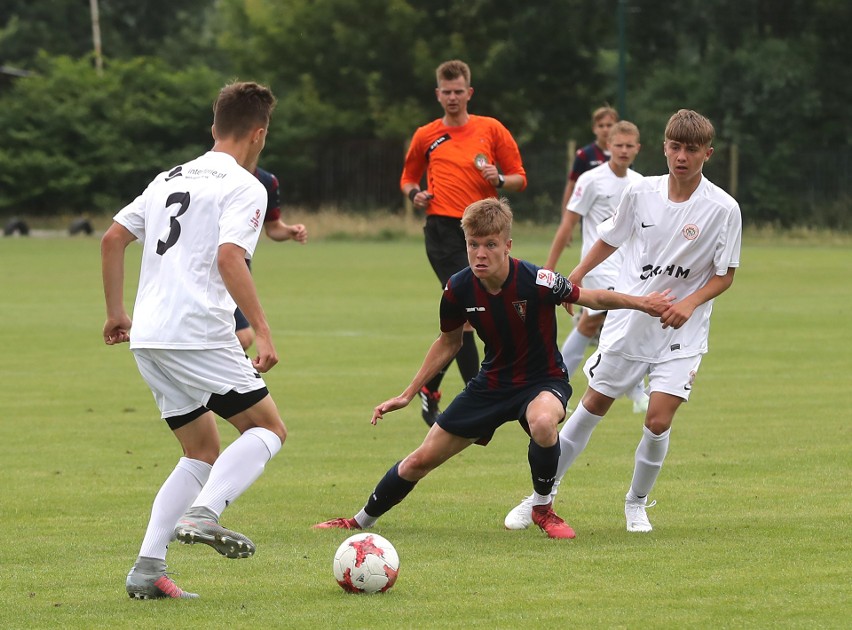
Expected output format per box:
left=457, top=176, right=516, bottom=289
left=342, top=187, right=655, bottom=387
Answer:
left=596, top=175, right=742, bottom=363
left=114, top=151, right=267, bottom=349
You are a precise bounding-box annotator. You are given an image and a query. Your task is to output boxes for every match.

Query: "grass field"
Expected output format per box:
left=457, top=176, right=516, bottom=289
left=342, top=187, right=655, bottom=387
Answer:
left=0, top=226, right=849, bottom=629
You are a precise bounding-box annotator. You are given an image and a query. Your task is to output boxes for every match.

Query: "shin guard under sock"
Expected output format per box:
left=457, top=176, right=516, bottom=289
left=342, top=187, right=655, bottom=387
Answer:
left=364, top=462, right=418, bottom=518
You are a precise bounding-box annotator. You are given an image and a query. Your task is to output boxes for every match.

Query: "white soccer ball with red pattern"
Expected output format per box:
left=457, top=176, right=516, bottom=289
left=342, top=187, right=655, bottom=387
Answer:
left=332, top=532, right=400, bottom=594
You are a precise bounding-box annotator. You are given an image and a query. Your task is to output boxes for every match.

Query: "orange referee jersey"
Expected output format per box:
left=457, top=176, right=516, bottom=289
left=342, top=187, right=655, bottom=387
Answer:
left=400, top=115, right=527, bottom=219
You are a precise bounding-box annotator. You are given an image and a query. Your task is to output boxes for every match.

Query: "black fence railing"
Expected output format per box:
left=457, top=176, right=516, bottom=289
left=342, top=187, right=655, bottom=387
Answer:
left=271, top=139, right=850, bottom=229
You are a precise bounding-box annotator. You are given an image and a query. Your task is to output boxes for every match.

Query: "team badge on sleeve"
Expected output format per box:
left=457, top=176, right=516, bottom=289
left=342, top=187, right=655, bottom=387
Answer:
left=537, top=269, right=577, bottom=301
left=249, top=208, right=262, bottom=230
left=536, top=269, right=557, bottom=288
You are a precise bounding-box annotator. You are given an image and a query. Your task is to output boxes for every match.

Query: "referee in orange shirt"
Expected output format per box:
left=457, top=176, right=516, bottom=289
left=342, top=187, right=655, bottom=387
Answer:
left=401, top=59, right=527, bottom=426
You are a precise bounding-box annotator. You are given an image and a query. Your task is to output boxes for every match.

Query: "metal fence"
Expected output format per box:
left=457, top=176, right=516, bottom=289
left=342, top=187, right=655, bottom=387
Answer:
left=277, top=139, right=851, bottom=228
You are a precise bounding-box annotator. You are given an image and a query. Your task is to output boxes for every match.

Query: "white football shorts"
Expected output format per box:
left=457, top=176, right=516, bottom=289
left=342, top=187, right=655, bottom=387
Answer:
left=132, top=345, right=267, bottom=418
left=583, top=350, right=703, bottom=401
left=578, top=274, right=618, bottom=317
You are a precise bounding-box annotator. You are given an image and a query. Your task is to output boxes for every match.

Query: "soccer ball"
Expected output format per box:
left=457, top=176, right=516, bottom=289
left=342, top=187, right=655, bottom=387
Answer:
left=332, top=532, right=399, bottom=594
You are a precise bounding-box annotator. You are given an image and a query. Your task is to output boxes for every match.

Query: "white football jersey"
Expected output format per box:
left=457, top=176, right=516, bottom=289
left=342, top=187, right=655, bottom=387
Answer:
left=596, top=175, right=742, bottom=362
left=568, top=163, right=643, bottom=281
left=114, top=151, right=266, bottom=349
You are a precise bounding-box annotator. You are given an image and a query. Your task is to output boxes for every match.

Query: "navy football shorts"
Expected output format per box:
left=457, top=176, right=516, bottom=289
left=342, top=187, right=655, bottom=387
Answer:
left=436, top=376, right=572, bottom=446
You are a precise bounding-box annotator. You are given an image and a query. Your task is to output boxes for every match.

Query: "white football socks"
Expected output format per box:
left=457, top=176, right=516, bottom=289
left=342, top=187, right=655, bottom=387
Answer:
left=531, top=492, right=552, bottom=507
left=560, top=329, right=593, bottom=374
left=551, top=402, right=604, bottom=497
left=138, top=457, right=211, bottom=560
left=191, top=427, right=282, bottom=517
left=628, top=425, right=670, bottom=499
left=354, top=509, right=378, bottom=528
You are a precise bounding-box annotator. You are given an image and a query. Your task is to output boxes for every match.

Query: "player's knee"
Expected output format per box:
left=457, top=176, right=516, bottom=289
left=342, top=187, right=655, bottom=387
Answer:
left=253, top=401, right=287, bottom=445
left=577, top=314, right=604, bottom=337
left=582, top=389, right=614, bottom=416
left=269, top=421, right=287, bottom=445
left=643, top=394, right=678, bottom=434
left=182, top=444, right=219, bottom=465
left=644, top=416, right=672, bottom=435
left=242, top=415, right=287, bottom=446
left=526, top=414, right=559, bottom=447
left=398, top=452, right=434, bottom=481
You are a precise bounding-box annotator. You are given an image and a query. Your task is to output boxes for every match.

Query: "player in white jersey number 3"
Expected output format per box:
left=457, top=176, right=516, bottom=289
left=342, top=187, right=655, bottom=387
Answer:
left=102, top=81, right=287, bottom=599
left=504, top=109, right=742, bottom=535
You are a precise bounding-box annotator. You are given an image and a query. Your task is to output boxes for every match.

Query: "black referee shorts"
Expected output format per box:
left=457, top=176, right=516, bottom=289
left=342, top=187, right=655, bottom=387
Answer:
left=423, top=215, right=469, bottom=286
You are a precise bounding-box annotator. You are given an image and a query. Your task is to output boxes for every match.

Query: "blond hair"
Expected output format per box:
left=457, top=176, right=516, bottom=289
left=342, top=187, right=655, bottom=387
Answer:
left=461, top=197, right=513, bottom=238
left=609, top=120, right=640, bottom=142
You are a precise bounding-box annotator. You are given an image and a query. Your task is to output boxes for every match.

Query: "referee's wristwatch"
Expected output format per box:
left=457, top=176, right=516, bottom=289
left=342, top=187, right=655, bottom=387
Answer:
left=496, top=173, right=505, bottom=188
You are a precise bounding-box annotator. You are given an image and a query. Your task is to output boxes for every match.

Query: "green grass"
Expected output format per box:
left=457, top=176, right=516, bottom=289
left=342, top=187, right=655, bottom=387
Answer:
left=0, top=230, right=849, bottom=629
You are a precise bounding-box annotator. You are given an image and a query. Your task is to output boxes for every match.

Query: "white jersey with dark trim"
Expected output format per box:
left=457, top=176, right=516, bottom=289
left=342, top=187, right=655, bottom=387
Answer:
left=568, top=163, right=643, bottom=281
left=114, top=151, right=266, bottom=349
left=596, top=174, right=742, bottom=362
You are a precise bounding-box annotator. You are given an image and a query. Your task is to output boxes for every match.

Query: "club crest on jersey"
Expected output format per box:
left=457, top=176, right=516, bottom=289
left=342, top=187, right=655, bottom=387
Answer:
left=513, top=300, right=528, bottom=321
left=536, top=269, right=557, bottom=289
left=473, top=153, right=488, bottom=170
left=249, top=208, right=262, bottom=230
left=682, top=224, right=699, bottom=240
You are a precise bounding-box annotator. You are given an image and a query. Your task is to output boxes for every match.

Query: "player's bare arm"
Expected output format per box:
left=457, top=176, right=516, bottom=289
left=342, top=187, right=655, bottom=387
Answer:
left=568, top=238, right=619, bottom=285
left=574, top=288, right=675, bottom=318
left=101, top=222, right=138, bottom=345
left=545, top=210, right=581, bottom=270
left=371, top=327, right=464, bottom=425
left=660, top=268, right=736, bottom=330
left=560, top=239, right=620, bottom=316
left=264, top=220, right=308, bottom=243
left=218, top=243, right=278, bottom=372
left=559, top=179, right=577, bottom=219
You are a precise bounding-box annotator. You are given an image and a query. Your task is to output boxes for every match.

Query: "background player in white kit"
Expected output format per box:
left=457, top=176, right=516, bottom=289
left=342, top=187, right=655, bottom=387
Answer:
left=544, top=121, right=648, bottom=415
left=504, top=109, right=742, bottom=534
left=101, top=81, right=287, bottom=599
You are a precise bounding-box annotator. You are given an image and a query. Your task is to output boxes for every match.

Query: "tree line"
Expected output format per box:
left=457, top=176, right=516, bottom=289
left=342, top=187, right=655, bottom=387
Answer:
left=0, top=0, right=849, bottom=228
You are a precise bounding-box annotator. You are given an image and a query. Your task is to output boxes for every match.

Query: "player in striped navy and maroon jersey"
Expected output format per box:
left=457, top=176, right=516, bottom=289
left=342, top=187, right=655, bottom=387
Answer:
left=314, top=198, right=673, bottom=539
left=440, top=258, right=571, bottom=392
left=401, top=59, right=528, bottom=427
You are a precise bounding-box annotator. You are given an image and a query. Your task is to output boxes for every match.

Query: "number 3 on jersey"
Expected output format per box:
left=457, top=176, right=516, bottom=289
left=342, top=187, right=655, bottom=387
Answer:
left=156, top=191, right=191, bottom=256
